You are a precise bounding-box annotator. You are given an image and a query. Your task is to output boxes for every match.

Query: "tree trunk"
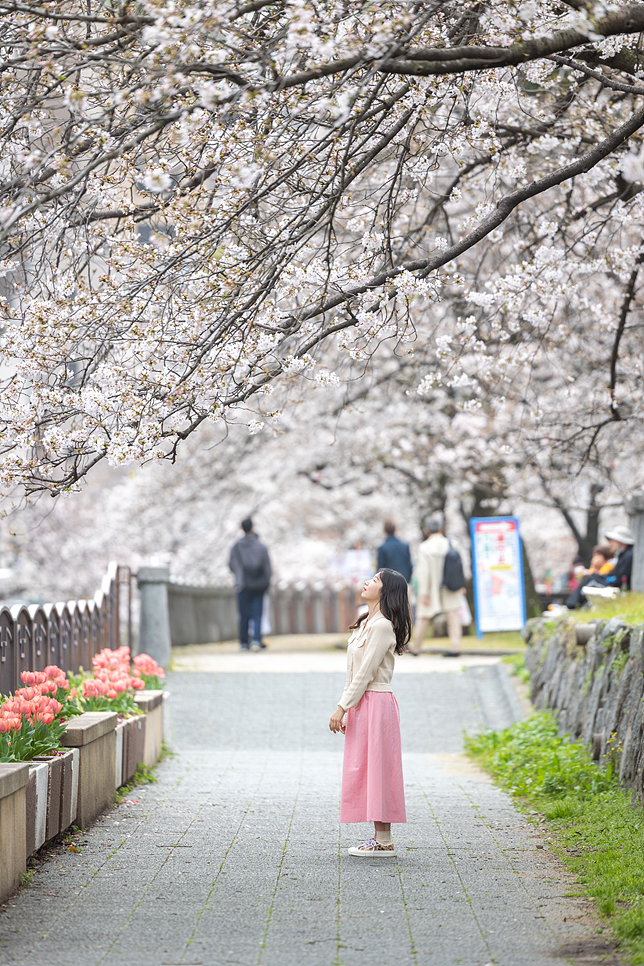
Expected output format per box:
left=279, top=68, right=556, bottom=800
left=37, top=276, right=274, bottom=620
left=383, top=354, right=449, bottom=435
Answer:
left=522, top=542, right=542, bottom=620
left=556, top=485, right=604, bottom=566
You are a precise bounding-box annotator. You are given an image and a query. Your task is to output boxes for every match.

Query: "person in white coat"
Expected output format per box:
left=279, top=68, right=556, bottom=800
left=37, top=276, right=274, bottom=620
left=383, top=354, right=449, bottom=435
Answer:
left=410, top=517, right=464, bottom=654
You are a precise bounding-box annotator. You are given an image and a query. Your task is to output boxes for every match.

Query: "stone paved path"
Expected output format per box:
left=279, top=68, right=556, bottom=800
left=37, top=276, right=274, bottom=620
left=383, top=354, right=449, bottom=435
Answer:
left=0, top=661, right=615, bottom=966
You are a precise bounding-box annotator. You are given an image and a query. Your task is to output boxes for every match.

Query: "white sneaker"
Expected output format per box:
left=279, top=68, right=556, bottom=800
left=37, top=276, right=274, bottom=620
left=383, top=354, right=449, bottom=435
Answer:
left=250, top=642, right=262, bottom=652
left=348, top=838, right=396, bottom=857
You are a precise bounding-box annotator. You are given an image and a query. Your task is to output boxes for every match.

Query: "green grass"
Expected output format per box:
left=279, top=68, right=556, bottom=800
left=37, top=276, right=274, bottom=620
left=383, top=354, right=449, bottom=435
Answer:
left=502, top=652, right=530, bottom=683
left=568, top=592, right=644, bottom=626
left=478, top=630, right=525, bottom=650
left=428, top=630, right=525, bottom=651
left=114, top=762, right=157, bottom=804
left=466, top=712, right=644, bottom=964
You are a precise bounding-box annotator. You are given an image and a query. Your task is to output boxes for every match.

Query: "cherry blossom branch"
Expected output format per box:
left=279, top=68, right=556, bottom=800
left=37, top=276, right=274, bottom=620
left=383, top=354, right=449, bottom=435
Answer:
left=547, top=54, right=644, bottom=95
left=288, top=101, right=644, bottom=336
left=276, top=4, right=644, bottom=87
left=609, top=251, right=644, bottom=418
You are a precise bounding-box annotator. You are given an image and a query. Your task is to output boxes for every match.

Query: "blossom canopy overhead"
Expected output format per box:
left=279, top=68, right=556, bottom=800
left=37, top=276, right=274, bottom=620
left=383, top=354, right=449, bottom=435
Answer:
left=1, top=0, right=644, bottom=493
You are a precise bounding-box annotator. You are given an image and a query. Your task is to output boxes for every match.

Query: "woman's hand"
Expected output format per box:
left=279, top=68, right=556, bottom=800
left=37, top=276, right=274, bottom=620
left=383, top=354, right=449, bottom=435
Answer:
left=329, top=706, right=346, bottom=734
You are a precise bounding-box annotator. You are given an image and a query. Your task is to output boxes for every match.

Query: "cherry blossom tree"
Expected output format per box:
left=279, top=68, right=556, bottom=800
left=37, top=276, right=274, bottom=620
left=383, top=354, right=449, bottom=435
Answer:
left=2, top=0, right=644, bottom=500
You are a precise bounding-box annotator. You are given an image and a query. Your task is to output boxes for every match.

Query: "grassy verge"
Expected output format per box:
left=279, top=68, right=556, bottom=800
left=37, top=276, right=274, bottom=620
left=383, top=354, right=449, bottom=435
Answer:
left=502, top=652, right=530, bottom=682
left=567, top=591, right=644, bottom=625
left=466, top=712, right=644, bottom=964
left=427, top=630, right=525, bottom=651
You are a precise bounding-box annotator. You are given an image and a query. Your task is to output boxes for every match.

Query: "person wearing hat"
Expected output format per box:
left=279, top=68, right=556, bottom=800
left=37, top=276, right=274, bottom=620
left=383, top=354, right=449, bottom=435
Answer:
left=410, top=515, right=464, bottom=653
left=565, top=524, right=634, bottom=608
left=602, top=525, right=634, bottom=590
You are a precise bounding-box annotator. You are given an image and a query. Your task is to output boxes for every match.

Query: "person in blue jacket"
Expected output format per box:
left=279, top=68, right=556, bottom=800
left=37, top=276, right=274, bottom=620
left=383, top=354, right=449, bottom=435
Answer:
left=376, top=521, right=413, bottom=583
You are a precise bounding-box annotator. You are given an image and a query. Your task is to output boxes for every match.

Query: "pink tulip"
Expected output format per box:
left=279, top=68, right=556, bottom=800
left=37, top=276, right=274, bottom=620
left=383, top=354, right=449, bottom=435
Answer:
left=2, top=714, right=21, bottom=732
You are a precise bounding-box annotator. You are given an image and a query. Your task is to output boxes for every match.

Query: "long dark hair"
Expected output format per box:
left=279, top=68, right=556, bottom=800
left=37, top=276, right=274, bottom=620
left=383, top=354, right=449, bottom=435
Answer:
left=349, top=568, right=412, bottom=655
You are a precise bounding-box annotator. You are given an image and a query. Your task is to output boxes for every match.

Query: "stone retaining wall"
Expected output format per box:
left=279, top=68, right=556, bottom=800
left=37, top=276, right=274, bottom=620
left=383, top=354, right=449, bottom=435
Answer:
left=525, top=616, right=644, bottom=802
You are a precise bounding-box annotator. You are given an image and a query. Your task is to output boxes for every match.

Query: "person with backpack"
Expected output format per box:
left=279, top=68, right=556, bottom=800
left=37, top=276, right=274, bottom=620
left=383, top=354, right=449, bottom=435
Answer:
left=228, top=518, right=272, bottom=651
left=410, top=516, right=465, bottom=655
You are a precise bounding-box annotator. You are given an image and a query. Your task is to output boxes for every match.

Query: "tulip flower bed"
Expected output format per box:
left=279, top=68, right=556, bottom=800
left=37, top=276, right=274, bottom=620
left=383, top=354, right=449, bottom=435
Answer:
left=0, top=666, right=77, bottom=762
left=0, top=647, right=165, bottom=763
left=0, top=646, right=167, bottom=903
left=74, top=646, right=157, bottom=716
left=132, top=652, right=165, bottom=691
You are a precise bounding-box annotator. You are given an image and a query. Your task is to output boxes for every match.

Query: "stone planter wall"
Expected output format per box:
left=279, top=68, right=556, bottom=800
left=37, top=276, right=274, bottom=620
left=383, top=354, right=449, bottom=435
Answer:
left=26, top=749, right=79, bottom=856
left=114, top=715, right=147, bottom=789
left=0, top=763, right=29, bottom=901
left=61, top=710, right=118, bottom=830
left=0, top=690, right=166, bottom=904
left=525, top=616, right=644, bottom=802
left=134, top=690, right=164, bottom=768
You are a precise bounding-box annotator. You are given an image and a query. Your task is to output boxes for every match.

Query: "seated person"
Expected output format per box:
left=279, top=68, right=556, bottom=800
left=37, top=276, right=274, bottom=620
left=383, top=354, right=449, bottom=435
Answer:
left=585, top=545, right=614, bottom=576
left=602, top=527, right=634, bottom=590
left=566, top=527, right=634, bottom=608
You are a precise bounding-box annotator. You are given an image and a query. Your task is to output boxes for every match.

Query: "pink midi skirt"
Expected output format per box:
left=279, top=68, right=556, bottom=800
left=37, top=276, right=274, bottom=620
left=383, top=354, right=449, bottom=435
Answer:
left=340, top=691, right=406, bottom=824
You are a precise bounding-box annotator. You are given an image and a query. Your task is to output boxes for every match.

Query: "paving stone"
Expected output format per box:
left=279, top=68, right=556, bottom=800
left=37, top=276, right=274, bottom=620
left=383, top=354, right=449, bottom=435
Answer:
left=0, top=664, right=619, bottom=966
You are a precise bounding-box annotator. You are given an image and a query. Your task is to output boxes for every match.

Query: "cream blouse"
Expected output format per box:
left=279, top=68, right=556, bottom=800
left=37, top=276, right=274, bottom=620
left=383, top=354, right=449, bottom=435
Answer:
left=338, top=611, right=397, bottom=711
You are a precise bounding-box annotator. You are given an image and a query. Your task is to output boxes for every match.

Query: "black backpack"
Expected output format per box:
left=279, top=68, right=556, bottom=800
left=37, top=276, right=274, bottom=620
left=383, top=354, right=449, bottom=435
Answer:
left=442, top=542, right=465, bottom=592
left=239, top=540, right=270, bottom=593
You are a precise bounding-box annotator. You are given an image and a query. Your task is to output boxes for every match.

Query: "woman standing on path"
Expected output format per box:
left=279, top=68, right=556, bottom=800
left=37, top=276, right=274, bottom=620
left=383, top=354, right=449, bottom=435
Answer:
left=329, top=568, right=412, bottom=856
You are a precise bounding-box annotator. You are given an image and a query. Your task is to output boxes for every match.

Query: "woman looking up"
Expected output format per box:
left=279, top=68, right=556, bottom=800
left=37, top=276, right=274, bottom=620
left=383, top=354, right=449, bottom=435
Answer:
left=329, top=568, right=412, bottom=856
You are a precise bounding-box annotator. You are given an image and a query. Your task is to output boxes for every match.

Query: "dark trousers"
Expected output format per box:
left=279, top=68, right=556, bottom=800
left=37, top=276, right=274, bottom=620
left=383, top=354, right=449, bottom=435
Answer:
left=237, top=589, right=264, bottom=646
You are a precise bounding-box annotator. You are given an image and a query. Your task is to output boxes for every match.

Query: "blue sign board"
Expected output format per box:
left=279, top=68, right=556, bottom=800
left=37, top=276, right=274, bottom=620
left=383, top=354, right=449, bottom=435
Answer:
left=470, top=516, right=526, bottom=637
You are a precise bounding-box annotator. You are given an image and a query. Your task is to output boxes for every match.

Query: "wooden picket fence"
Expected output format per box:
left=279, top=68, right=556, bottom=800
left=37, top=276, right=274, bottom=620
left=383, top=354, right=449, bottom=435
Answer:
left=0, top=562, right=131, bottom=696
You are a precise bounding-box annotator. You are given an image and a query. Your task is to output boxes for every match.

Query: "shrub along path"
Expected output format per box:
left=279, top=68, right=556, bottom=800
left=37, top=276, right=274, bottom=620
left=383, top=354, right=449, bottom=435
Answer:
left=0, top=659, right=622, bottom=966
